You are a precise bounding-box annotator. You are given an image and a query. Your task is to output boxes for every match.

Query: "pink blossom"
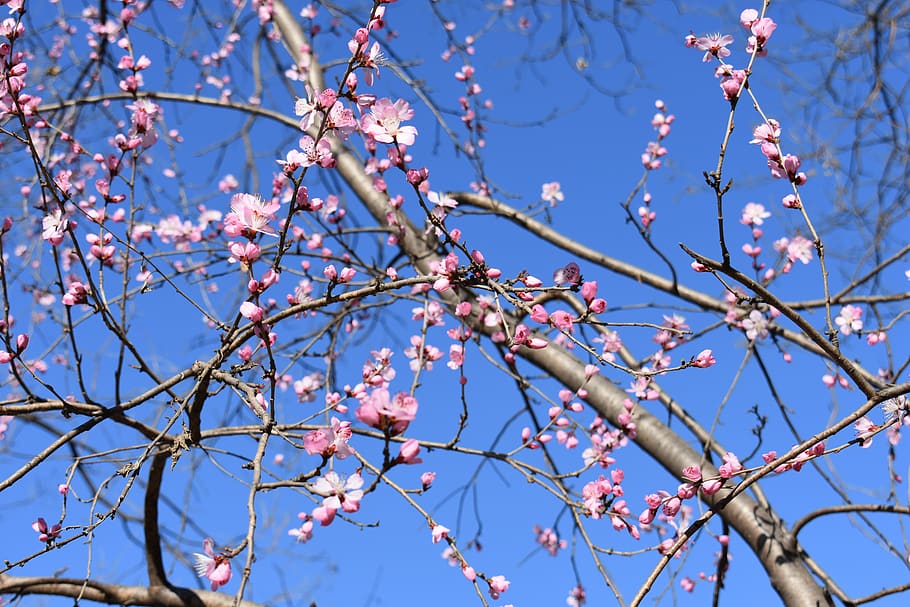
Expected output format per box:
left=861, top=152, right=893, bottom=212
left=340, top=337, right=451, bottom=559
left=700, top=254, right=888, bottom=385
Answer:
left=288, top=515, right=314, bottom=543
left=41, top=209, right=68, bottom=245
left=239, top=301, right=264, bottom=323
left=541, top=181, right=564, bottom=206
left=421, top=471, right=436, bottom=489
left=782, top=194, right=800, bottom=209
left=553, top=262, right=581, bottom=286
left=718, top=452, right=743, bottom=479
left=835, top=305, right=863, bottom=336
left=32, top=517, right=62, bottom=542
left=681, top=465, right=702, bottom=482
left=226, top=193, right=279, bottom=237
left=695, top=33, right=734, bottom=62
left=355, top=388, right=419, bottom=436
left=567, top=585, right=586, bottom=607
left=397, top=438, right=422, bottom=464
left=854, top=417, right=876, bottom=448
left=299, top=135, right=335, bottom=168
left=739, top=9, right=759, bottom=29
left=488, top=575, right=510, bottom=599
left=747, top=18, right=777, bottom=56
left=311, top=505, right=336, bottom=526
left=530, top=304, right=549, bottom=324
left=361, top=98, right=418, bottom=145
left=303, top=418, right=354, bottom=459
left=680, top=577, right=696, bottom=592
left=740, top=202, right=770, bottom=226
left=750, top=119, right=780, bottom=145
left=692, top=349, right=716, bottom=368
left=312, top=470, right=364, bottom=513
left=742, top=309, right=769, bottom=341
left=193, top=537, right=232, bottom=591
left=550, top=310, right=574, bottom=331
left=701, top=478, right=723, bottom=494
left=431, top=524, right=450, bottom=543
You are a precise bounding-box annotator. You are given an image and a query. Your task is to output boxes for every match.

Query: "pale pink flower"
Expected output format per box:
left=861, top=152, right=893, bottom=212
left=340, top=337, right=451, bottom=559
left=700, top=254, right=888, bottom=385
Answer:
left=431, top=524, right=450, bottom=543
left=421, top=471, right=436, bottom=489
left=567, top=585, right=586, bottom=607
left=299, top=135, right=335, bottom=168
left=750, top=119, right=780, bottom=145
left=239, top=301, right=264, bottom=323
left=854, top=417, right=876, bottom=448
left=361, top=98, right=418, bottom=145
left=747, top=18, right=777, bottom=56
left=742, top=309, right=769, bottom=341
left=740, top=202, right=770, bottom=226
left=718, top=452, right=743, bottom=479
left=356, top=388, right=417, bottom=436
left=739, top=9, right=759, bottom=29
left=692, top=349, right=716, bottom=368
left=288, top=515, right=314, bottom=543
left=397, top=438, right=422, bottom=464
left=541, top=181, right=564, bottom=206
left=488, top=575, right=510, bottom=599
left=312, top=470, right=364, bottom=513
left=695, top=33, right=734, bottom=62
left=835, top=305, right=863, bottom=336
left=193, top=537, right=232, bottom=591
left=883, top=396, right=909, bottom=425
left=303, top=418, right=354, bottom=459
left=226, top=193, right=279, bottom=236
left=41, top=209, right=68, bottom=245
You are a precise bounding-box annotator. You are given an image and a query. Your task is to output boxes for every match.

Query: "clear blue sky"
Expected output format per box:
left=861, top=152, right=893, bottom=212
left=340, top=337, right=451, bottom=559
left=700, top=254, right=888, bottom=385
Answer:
left=2, top=1, right=908, bottom=607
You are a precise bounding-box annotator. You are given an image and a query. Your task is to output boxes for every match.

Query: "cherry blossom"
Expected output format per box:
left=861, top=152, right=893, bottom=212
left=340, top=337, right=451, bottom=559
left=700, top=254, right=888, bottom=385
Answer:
left=692, top=349, right=716, bottom=368
left=303, top=417, right=354, bottom=459
left=694, top=33, right=734, bottom=62
left=740, top=202, right=771, bottom=226
left=312, top=470, right=364, bottom=513
left=742, top=309, right=769, bottom=341
left=193, top=537, right=232, bottom=591
left=835, top=305, right=863, bottom=336
left=431, top=523, right=450, bottom=543
left=883, top=396, right=909, bottom=425
left=361, top=98, right=418, bottom=145
left=41, top=209, right=68, bottom=245
left=355, top=388, right=419, bottom=436
left=396, top=438, right=422, bottom=464
left=567, top=585, right=587, bottom=607
left=541, top=181, right=564, bottom=206
left=288, top=514, right=314, bottom=543
left=487, top=575, right=510, bottom=599
left=32, top=517, right=62, bottom=542
left=854, top=417, right=876, bottom=448
left=225, top=193, right=279, bottom=237
left=747, top=17, right=777, bottom=57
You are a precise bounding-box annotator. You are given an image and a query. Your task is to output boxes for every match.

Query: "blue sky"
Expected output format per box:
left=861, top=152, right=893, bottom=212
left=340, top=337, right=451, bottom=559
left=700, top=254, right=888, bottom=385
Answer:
left=2, top=1, right=909, bottom=606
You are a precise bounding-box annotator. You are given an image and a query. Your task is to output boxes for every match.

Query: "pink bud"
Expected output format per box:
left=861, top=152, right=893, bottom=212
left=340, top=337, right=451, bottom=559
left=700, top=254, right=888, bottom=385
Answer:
left=15, top=334, right=28, bottom=352
left=397, top=438, right=422, bottom=464
left=239, top=302, right=264, bottom=323
left=462, top=566, right=476, bottom=581
left=581, top=281, right=597, bottom=303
